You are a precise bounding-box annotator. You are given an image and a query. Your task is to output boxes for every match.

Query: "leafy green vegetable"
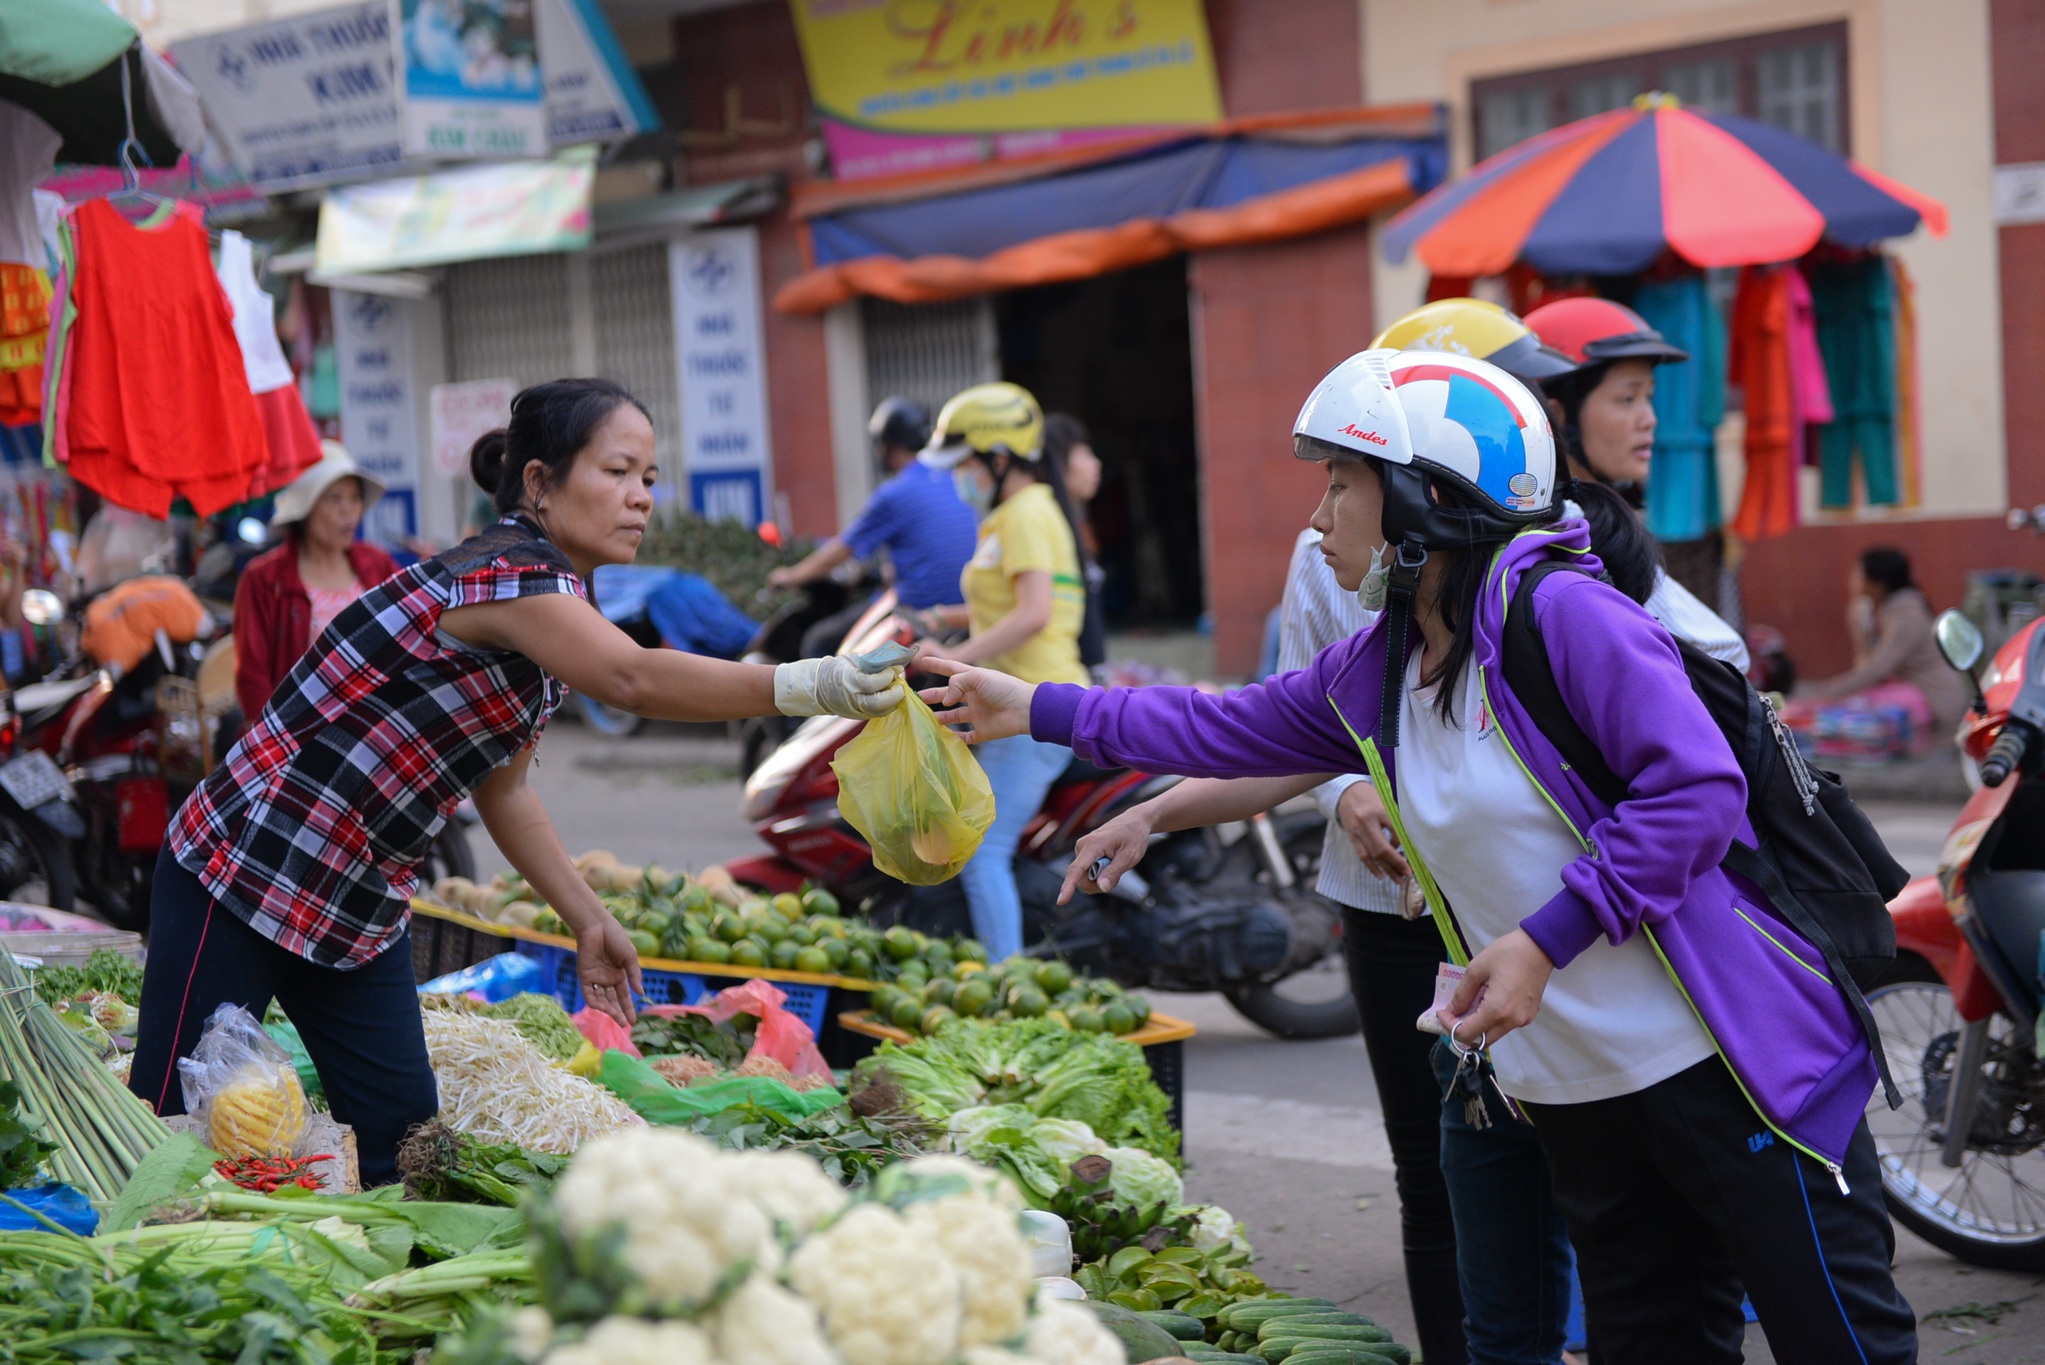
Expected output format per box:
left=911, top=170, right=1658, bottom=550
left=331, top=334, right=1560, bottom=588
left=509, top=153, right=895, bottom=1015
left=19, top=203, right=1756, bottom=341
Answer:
left=852, top=1017, right=1180, bottom=1163
left=102, top=1131, right=219, bottom=1231
left=0, top=1080, right=56, bottom=1190
left=679, top=1097, right=937, bottom=1189
left=29, top=947, right=143, bottom=1005
left=398, top=1120, right=569, bottom=1206
left=627, top=1010, right=751, bottom=1068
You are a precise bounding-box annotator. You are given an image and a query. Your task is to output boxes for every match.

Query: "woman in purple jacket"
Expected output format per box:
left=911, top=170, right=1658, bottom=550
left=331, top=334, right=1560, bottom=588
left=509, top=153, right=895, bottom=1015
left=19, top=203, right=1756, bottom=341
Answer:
left=922, top=350, right=1915, bottom=1363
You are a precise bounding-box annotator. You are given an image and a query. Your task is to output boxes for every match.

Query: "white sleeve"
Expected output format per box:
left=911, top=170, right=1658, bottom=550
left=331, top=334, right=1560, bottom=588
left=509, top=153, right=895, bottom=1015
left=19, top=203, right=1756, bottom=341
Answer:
left=1645, top=569, right=1751, bottom=672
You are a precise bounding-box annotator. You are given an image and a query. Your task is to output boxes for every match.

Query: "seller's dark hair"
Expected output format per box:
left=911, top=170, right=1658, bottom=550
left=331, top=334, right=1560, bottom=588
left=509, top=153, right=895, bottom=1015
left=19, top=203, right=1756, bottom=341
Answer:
left=1566, top=477, right=1662, bottom=607
left=1860, top=546, right=1914, bottom=595
left=470, top=378, right=651, bottom=515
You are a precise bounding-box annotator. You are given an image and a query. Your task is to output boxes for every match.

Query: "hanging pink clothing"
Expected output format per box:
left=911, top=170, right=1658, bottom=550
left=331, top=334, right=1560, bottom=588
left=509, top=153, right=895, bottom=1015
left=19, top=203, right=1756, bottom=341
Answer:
left=1784, top=265, right=1834, bottom=468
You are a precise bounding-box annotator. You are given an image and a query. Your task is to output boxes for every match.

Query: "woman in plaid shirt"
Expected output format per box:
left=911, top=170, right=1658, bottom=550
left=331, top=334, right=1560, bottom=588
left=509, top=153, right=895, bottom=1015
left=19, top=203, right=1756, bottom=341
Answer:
left=130, top=379, right=903, bottom=1182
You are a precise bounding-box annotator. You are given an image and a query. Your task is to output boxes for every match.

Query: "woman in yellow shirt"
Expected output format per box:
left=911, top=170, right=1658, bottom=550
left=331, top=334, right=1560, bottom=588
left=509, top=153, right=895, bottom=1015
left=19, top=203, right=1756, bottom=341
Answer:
left=917, top=383, right=1088, bottom=960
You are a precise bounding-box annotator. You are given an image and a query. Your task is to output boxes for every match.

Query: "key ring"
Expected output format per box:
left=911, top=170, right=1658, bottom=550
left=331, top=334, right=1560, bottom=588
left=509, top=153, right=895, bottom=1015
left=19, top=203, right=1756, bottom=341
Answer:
left=1447, top=1019, right=1486, bottom=1058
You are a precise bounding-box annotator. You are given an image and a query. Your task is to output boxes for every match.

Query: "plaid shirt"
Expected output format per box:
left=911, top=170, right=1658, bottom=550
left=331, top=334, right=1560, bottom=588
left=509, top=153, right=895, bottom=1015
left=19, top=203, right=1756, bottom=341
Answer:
left=171, top=517, right=585, bottom=968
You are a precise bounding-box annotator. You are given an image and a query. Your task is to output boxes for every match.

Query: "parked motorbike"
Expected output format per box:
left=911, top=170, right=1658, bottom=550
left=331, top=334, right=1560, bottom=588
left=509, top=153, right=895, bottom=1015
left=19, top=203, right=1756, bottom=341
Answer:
left=1866, top=593, right=2045, bottom=1269
left=723, top=600, right=1358, bottom=1038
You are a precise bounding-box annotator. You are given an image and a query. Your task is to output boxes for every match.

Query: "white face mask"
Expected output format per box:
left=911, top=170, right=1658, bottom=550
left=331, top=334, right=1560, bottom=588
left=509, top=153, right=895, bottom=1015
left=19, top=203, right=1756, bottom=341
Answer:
left=954, top=467, right=994, bottom=515
left=1356, top=542, right=1391, bottom=613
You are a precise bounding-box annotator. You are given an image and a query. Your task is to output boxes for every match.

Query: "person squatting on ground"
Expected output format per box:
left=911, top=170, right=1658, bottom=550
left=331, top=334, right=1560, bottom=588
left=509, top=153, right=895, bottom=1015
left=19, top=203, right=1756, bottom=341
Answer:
left=131, top=379, right=905, bottom=1183
left=923, top=348, right=1919, bottom=1363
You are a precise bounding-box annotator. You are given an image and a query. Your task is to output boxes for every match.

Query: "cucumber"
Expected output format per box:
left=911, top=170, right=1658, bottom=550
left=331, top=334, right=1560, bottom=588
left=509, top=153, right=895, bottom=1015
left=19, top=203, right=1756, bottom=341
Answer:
left=1254, top=1313, right=1377, bottom=1338
left=1220, top=1300, right=1339, bottom=1331
left=1140, top=1309, right=1209, bottom=1341
left=1283, top=1349, right=1410, bottom=1365
left=1218, top=1331, right=1244, bottom=1352
left=1084, top=1300, right=1184, bottom=1362
left=1261, top=1324, right=1395, bottom=1346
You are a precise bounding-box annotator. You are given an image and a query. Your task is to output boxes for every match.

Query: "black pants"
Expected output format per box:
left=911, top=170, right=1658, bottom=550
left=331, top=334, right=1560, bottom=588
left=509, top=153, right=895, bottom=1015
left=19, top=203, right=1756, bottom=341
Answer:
left=1524, top=1057, right=1916, bottom=1364
left=1343, top=906, right=1468, bottom=1365
left=128, top=851, right=437, bottom=1185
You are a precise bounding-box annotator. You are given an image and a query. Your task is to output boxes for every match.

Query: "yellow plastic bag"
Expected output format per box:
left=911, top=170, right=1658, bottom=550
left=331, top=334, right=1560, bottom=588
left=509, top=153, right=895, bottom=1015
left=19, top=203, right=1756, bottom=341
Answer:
left=831, top=681, right=995, bottom=885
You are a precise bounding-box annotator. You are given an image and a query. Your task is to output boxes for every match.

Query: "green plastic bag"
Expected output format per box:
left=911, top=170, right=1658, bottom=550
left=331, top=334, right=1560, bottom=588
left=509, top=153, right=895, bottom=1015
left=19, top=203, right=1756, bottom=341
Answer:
left=830, top=681, right=995, bottom=885
left=263, top=1020, right=323, bottom=1103
left=596, top=1050, right=844, bottom=1125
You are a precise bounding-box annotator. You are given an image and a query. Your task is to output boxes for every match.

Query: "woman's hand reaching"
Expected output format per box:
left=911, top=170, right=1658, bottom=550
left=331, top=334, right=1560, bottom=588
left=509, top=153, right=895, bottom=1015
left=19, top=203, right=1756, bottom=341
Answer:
left=577, top=917, right=645, bottom=1028
left=916, top=658, right=1039, bottom=742
left=1059, top=805, right=1156, bottom=903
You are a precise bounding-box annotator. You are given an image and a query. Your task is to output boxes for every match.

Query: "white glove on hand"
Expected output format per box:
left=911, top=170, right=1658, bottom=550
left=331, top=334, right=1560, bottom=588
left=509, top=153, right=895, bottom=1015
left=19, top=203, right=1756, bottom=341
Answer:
left=774, top=656, right=904, bottom=719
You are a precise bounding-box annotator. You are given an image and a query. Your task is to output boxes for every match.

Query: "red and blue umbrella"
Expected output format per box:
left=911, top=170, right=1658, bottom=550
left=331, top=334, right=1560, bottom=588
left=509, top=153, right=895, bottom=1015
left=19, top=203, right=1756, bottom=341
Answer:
left=1382, top=94, right=1946, bottom=277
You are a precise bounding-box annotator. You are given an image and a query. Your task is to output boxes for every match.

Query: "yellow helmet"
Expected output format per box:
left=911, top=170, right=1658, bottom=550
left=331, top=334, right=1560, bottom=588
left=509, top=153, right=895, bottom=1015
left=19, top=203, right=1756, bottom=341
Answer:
left=1370, top=298, right=1574, bottom=384
left=918, top=382, right=1045, bottom=468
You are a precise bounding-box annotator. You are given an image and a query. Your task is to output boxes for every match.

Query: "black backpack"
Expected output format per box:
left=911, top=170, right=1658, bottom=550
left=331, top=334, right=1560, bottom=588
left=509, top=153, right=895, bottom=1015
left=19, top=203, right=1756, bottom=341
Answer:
left=1501, top=561, right=1909, bottom=1107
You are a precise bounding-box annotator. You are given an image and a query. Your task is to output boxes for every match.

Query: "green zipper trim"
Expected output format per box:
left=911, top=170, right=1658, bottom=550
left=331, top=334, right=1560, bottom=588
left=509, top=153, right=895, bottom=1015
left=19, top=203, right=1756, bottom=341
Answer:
left=1732, top=905, right=1833, bottom=985
left=1641, top=924, right=1844, bottom=1177
left=1326, top=698, right=1470, bottom=966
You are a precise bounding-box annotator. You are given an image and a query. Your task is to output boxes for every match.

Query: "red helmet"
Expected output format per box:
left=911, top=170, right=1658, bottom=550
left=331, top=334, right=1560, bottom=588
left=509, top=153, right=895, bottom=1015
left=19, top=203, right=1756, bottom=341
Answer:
left=1522, top=297, right=1688, bottom=370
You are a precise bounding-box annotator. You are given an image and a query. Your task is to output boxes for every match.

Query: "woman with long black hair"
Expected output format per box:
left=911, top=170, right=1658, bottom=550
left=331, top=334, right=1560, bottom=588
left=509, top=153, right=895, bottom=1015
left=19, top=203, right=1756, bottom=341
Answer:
left=922, top=349, right=1916, bottom=1362
left=131, top=379, right=902, bottom=1183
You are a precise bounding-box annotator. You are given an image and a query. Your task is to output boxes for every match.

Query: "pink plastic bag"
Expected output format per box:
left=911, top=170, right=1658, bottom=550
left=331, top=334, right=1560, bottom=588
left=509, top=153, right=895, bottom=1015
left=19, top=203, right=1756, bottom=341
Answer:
left=571, top=1005, right=641, bottom=1058
left=648, top=978, right=832, bottom=1079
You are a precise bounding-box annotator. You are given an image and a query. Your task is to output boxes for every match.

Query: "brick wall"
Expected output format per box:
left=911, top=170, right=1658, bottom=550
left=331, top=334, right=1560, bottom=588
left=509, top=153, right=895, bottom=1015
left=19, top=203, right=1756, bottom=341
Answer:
left=1194, top=0, right=1368, bottom=673
left=1993, top=0, right=2045, bottom=509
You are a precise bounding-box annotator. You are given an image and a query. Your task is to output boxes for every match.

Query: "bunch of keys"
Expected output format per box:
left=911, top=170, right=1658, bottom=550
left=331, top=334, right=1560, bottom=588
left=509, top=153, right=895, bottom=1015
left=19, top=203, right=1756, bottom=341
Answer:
left=1444, top=1025, right=1492, bottom=1130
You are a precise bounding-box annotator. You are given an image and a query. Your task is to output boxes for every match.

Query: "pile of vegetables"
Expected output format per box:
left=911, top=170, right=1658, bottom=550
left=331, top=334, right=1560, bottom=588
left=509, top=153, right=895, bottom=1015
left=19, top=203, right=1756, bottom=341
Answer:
left=421, top=1010, right=643, bottom=1154
left=27, top=946, right=143, bottom=1058
left=868, top=954, right=1153, bottom=1037
left=0, top=947, right=168, bottom=1201
left=852, top=1016, right=1180, bottom=1163
left=435, top=1131, right=1131, bottom=1365
left=423, top=992, right=587, bottom=1064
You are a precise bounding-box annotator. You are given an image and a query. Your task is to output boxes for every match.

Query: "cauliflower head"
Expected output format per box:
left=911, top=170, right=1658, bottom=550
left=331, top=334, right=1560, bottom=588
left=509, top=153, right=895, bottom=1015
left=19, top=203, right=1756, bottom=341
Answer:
left=706, top=1273, right=835, bottom=1365
left=961, top=1350, right=1049, bottom=1365
left=720, top=1150, right=850, bottom=1237
left=1023, top=1297, right=1128, bottom=1365
left=902, top=1193, right=1032, bottom=1348
left=787, top=1202, right=963, bottom=1365
left=539, top=1315, right=714, bottom=1365
left=878, top=1153, right=1026, bottom=1211
left=553, top=1130, right=774, bottom=1311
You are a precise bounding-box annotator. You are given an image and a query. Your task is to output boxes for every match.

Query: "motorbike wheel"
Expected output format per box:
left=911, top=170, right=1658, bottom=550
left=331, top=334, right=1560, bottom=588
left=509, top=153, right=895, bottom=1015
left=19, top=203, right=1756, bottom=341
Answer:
left=1222, top=813, right=1359, bottom=1040
left=578, top=694, right=643, bottom=738
left=420, top=822, right=477, bottom=884
left=0, top=811, right=76, bottom=913
left=1864, top=955, right=2045, bottom=1270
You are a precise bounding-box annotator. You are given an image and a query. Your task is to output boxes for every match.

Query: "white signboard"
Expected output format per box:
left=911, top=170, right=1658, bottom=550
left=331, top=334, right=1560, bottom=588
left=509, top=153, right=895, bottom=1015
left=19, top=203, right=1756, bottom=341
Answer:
left=334, top=291, right=424, bottom=542
left=1995, top=162, right=2045, bottom=226
left=392, top=0, right=546, bottom=159
left=430, top=378, right=518, bottom=478
left=534, top=0, right=658, bottom=145
left=671, top=229, right=773, bottom=525
left=169, top=3, right=402, bottom=189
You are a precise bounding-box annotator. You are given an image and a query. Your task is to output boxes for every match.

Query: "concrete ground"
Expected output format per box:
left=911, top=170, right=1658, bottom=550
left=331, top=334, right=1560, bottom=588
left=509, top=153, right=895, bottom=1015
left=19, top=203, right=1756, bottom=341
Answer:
left=472, top=718, right=2045, bottom=1363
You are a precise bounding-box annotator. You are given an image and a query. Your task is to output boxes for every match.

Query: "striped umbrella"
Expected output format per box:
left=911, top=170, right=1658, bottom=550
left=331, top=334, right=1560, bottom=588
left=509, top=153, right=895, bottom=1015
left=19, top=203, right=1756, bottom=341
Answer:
left=1383, top=94, right=1946, bottom=277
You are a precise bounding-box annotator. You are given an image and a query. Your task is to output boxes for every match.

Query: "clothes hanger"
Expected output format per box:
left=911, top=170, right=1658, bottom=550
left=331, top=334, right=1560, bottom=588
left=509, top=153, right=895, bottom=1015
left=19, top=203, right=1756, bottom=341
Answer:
left=103, top=47, right=176, bottom=224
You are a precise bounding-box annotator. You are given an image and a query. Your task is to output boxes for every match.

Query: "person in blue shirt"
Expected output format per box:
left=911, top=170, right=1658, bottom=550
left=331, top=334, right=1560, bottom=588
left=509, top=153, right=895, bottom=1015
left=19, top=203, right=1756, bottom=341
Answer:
left=768, top=397, right=979, bottom=655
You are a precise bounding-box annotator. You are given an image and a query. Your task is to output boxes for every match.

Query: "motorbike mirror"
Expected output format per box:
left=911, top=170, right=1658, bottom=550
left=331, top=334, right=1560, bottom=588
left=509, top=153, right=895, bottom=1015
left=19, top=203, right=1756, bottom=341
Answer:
left=1935, top=610, right=1986, bottom=675
left=20, top=589, right=62, bottom=627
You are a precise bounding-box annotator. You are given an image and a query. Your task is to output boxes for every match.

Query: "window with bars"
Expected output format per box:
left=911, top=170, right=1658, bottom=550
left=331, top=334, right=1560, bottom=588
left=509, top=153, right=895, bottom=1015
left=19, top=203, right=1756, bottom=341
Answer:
left=1471, top=23, right=1848, bottom=161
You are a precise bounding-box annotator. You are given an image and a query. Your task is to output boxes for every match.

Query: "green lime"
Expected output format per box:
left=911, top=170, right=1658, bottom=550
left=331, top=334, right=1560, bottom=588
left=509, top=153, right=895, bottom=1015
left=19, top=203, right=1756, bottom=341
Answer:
left=889, top=996, right=925, bottom=1031
left=924, top=938, right=954, bottom=966
left=820, top=936, right=850, bottom=970
left=1068, top=1006, right=1105, bottom=1033
left=771, top=939, right=802, bottom=970
left=739, top=897, right=773, bottom=918
left=919, top=1005, right=956, bottom=1035
left=883, top=926, right=921, bottom=961
left=955, top=939, right=988, bottom=963
left=1003, top=956, right=1038, bottom=985
left=685, top=935, right=724, bottom=962
left=786, top=923, right=817, bottom=947
left=753, top=914, right=789, bottom=944
left=810, top=915, right=847, bottom=939
left=1103, top=1002, right=1137, bottom=1035
left=846, top=948, right=876, bottom=980
left=680, top=884, right=713, bottom=912
left=1010, top=986, right=1049, bottom=1018
left=801, top=887, right=840, bottom=916
left=923, top=977, right=957, bottom=1006
left=728, top=939, right=765, bottom=968
left=772, top=892, right=806, bottom=922
left=795, top=945, right=833, bottom=974
left=713, top=913, right=747, bottom=943
left=627, top=929, right=659, bottom=958
left=1125, top=994, right=1152, bottom=1024
left=952, top=979, right=993, bottom=1017
left=1037, top=960, right=1074, bottom=995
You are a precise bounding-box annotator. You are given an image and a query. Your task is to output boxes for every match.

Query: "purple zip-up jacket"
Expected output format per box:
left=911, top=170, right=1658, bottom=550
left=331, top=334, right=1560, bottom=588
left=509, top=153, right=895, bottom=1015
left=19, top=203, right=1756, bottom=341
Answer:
left=1032, top=521, right=1876, bottom=1169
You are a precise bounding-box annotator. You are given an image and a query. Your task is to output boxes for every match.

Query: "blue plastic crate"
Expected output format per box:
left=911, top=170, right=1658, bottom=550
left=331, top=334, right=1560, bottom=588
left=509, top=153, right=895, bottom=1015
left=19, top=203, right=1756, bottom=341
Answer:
left=513, top=940, right=834, bottom=1036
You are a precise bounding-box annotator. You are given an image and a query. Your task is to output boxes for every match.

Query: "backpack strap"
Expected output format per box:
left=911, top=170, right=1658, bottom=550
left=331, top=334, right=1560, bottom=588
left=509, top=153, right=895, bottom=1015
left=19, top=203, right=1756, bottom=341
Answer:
left=1501, top=561, right=1628, bottom=808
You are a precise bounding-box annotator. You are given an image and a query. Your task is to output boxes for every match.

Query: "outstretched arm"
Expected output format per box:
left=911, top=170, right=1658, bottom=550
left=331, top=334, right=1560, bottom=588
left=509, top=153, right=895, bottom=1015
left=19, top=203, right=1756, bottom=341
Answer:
left=1059, top=773, right=1326, bottom=901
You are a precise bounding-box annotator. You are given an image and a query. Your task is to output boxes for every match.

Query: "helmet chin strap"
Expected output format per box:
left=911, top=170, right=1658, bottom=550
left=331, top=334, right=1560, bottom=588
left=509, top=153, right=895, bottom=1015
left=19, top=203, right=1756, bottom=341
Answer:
left=1377, top=539, right=1429, bottom=750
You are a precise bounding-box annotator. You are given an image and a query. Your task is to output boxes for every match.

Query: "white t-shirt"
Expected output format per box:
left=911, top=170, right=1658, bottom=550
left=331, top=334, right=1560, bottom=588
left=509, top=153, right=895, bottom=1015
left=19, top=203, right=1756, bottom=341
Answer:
left=1394, top=651, right=1716, bottom=1105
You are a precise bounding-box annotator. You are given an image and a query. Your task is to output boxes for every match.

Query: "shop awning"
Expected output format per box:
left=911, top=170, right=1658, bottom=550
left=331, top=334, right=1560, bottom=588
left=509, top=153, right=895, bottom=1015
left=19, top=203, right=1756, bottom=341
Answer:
left=591, top=176, right=784, bottom=245
left=774, top=104, right=1446, bottom=314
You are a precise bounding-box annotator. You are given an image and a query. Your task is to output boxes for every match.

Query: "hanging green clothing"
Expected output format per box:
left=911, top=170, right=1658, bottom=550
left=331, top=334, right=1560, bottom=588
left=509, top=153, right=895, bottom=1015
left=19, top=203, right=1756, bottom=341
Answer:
left=1632, top=273, right=1726, bottom=543
left=1807, top=256, right=1899, bottom=509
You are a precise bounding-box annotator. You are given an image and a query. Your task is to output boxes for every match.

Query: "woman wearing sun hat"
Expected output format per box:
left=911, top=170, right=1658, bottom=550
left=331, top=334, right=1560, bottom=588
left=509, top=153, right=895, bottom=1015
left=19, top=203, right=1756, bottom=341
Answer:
left=231, top=441, right=400, bottom=722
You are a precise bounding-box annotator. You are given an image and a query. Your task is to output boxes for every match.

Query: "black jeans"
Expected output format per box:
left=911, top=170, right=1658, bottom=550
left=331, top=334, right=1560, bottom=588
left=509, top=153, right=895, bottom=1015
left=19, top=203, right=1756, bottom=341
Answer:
left=1524, top=1057, right=1917, bottom=1365
left=1342, top=906, right=1468, bottom=1365
left=128, top=851, right=437, bottom=1185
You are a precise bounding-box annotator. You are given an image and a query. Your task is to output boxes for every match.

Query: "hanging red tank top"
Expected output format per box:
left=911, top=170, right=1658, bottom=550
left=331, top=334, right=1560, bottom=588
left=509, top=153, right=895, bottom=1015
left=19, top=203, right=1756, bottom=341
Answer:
left=64, top=199, right=267, bottom=518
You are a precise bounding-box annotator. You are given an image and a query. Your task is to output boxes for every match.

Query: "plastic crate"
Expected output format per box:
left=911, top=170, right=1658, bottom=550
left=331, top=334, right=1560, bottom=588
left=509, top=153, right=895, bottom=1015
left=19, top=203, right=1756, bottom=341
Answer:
left=514, top=939, right=835, bottom=1036
left=409, top=912, right=512, bottom=985
left=1143, top=1038, right=1186, bottom=1137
